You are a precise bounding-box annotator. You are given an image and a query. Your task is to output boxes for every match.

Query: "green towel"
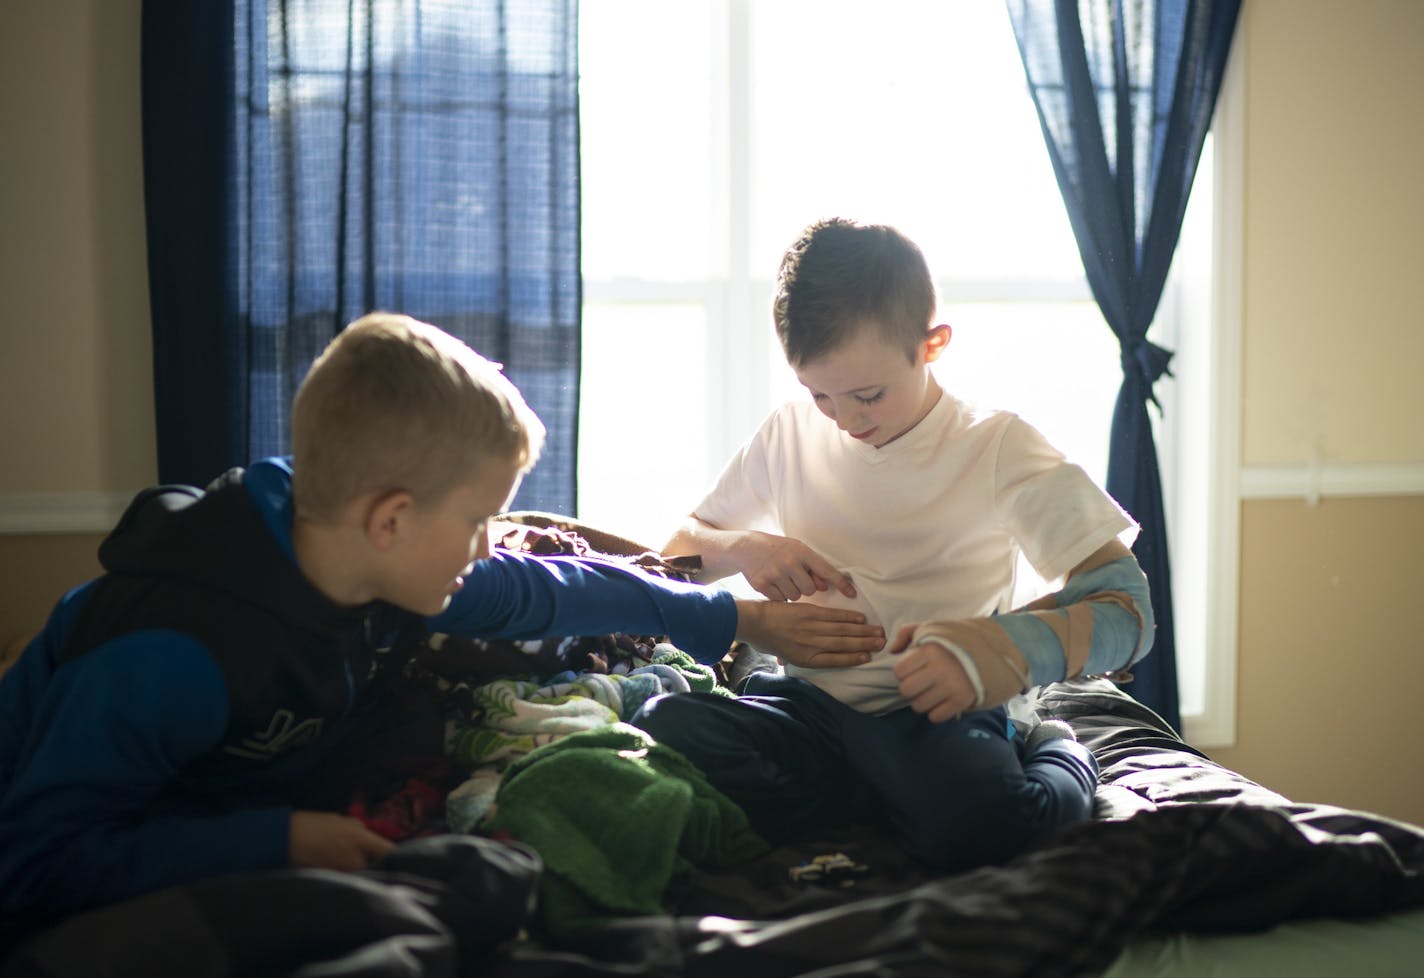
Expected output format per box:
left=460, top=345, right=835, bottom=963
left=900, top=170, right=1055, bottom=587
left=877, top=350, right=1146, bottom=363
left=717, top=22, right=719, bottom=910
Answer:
left=482, top=722, right=767, bottom=937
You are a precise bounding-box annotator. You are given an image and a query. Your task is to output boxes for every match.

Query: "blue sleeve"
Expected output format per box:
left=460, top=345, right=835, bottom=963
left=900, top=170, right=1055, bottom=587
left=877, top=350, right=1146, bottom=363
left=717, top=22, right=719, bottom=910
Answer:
left=0, top=583, right=99, bottom=794
left=0, top=630, right=290, bottom=915
left=428, top=550, right=738, bottom=664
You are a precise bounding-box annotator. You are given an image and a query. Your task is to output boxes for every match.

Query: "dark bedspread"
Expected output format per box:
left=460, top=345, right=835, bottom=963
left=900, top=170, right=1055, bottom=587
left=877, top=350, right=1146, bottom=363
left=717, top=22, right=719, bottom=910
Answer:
left=5, top=680, right=1422, bottom=978
left=491, top=679, right=1424, bottom=978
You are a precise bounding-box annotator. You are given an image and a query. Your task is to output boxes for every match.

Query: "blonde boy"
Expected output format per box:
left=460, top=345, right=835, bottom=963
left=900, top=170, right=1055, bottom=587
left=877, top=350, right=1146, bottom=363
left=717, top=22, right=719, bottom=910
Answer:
left=634, top=221, right=1156, bottom=871
left=0, top=313, right=879, bottom=923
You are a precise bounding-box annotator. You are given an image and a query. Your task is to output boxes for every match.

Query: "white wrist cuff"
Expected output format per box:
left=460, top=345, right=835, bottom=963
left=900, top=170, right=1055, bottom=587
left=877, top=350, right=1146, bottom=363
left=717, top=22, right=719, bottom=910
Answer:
left=915, top=634, right=986, bottom=708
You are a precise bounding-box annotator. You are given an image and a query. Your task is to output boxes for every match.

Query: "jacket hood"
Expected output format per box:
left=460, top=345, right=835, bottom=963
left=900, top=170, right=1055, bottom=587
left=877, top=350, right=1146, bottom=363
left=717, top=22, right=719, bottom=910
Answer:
left=98, top=466, right=360, bottom=633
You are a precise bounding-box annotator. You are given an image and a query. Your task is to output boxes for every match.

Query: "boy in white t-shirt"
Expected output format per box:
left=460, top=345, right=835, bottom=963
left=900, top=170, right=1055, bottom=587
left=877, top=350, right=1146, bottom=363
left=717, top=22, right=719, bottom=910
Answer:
left=632, top=218, right=1155, bottom=872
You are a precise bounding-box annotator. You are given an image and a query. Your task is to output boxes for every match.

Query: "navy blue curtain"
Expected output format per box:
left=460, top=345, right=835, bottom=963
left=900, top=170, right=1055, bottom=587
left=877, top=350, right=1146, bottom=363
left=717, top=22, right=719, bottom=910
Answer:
left=142, top=1, right=243, bottom=489
left=142, top=0, right=581, bottom=514
left=1006, top=0, right=1241, bottom=732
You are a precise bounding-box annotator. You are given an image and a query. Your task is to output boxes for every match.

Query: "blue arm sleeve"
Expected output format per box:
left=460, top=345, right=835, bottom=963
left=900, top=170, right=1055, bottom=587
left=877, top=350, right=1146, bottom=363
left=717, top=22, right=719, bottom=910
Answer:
left=0, top=631, right=290, bottom=915
left=429, top=550, right=738, bottom=664
left=994, top=556, right=1155, bottom=687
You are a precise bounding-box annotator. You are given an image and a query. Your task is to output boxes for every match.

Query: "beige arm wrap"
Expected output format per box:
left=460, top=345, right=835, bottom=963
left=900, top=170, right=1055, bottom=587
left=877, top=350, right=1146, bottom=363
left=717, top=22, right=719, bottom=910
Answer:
left=908, top=555, right=1154, bottom=712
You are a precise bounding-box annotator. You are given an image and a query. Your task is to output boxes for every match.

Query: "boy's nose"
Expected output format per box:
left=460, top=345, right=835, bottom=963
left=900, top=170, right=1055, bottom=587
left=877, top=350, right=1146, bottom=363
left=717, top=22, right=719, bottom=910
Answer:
left=836, top=405, right=867, bottom=428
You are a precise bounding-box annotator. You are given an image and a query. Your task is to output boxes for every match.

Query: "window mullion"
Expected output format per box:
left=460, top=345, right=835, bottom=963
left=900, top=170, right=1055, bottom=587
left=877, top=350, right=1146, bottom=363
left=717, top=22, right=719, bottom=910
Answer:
left=709, top=0, right=769, bottom=470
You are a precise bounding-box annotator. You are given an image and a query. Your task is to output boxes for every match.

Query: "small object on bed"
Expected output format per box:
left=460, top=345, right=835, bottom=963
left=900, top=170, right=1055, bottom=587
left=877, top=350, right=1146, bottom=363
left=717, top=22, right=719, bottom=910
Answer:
left=788, top=851, right=871, bottom=888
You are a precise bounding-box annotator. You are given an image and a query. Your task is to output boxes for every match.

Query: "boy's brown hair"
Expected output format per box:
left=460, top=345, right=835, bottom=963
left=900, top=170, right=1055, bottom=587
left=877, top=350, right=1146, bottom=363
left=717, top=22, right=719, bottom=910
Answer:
left=773, top=218, right=936, bottom=367
left=291, top=312, right=545, bottom=521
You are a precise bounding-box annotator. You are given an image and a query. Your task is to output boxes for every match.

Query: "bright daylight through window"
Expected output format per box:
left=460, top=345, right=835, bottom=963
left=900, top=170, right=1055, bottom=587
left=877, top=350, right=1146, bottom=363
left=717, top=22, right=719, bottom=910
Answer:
left=576, top=0, right=1235, bottom=745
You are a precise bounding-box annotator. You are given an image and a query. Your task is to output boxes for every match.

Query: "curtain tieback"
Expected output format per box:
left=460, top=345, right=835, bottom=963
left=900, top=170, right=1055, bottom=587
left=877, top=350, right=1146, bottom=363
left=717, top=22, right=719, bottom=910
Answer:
left=1120, top=337, right=1175, bottom=409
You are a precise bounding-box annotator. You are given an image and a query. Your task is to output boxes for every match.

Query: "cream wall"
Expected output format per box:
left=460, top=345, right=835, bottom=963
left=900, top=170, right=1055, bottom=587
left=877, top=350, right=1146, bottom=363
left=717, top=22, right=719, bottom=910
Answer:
left=1207, top=0, right=1424, bottom=823
left=1218, top=495, right=1424, bottom=823
left=0, top=0, right=151, bottom=645
left=0, top=0, right=155, bottom=498
left=1, top=0, right=1422, bottom=821
left=1239, top=0, right=1424, bottom=465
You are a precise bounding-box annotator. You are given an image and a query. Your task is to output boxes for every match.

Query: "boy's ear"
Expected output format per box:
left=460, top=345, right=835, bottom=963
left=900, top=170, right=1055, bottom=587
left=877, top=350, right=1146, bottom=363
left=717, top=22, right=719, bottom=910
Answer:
left=363, top=490, right=415, bottom=552
left=923, top=323, right=952, bottom=364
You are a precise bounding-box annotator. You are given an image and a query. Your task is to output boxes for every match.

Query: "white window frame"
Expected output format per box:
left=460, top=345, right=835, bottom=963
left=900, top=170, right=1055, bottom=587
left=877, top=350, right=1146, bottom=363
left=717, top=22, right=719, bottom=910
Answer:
left=1187, top=32, right=1244, bottom=749
left=579, top=0, right=1245, bottom=749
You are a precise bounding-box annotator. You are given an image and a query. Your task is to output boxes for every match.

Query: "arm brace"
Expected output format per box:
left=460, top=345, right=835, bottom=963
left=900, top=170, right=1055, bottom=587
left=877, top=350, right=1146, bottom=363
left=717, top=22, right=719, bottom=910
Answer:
left=911, top=556, right=1154, bottom=711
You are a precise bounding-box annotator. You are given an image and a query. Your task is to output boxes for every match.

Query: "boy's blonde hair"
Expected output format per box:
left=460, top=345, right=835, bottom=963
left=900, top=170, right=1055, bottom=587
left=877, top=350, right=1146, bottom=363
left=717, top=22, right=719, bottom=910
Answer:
left=773, top=218, right=936, bottom=367
left=291, top=312, right=545, bottom=521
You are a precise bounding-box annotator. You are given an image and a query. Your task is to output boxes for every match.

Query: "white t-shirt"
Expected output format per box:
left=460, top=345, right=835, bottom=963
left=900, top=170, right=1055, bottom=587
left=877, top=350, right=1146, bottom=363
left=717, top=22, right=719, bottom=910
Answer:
left=695, top=390, right=1137, bottom=714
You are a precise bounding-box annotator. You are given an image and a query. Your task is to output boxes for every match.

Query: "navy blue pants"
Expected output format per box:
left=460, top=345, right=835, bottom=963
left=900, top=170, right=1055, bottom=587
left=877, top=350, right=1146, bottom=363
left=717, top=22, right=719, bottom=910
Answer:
left=631, top=673, right=1099, bottom=873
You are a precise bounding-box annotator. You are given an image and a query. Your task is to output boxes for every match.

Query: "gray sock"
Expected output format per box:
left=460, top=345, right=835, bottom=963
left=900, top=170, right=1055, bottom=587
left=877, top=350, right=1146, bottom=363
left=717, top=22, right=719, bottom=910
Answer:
left=1025, top=718, right=1078, bottom=753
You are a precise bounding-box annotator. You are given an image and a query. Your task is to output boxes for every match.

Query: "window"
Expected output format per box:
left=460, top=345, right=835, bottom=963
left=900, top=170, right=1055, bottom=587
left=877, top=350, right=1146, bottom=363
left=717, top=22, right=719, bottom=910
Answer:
left=577, top=0, right=1241, bottom=747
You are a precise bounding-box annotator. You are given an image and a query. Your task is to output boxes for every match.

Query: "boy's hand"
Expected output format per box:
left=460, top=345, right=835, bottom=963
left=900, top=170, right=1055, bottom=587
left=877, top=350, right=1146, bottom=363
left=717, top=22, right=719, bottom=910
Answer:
left=290, top=811, right=395, bottom=871
left=739, top=531, right=856, bottom=602
left=887, top=623, right=977, bottom=723
left=734, top=599, right=883, bottom=668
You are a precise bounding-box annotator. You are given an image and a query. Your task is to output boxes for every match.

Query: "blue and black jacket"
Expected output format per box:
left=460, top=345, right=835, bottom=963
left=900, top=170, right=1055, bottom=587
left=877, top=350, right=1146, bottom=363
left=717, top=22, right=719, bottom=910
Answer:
left=0, top=459, right=735, bottom=918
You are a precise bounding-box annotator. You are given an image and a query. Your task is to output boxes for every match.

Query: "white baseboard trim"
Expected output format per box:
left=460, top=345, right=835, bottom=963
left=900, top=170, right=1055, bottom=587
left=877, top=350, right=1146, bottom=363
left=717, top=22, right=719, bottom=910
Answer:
left=0, top=491, right=134, bottom=535
left=1240, top=462, right=1424, bottom=503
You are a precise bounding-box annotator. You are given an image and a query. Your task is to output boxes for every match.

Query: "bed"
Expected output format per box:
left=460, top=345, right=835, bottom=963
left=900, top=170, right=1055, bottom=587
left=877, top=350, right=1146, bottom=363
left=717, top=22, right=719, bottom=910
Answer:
left=4, top=516, right=1423, bottom=978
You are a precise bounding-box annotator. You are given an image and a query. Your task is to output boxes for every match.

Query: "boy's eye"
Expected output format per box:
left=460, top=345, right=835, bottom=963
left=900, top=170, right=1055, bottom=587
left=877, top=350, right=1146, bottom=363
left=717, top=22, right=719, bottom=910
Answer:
left=854, top=391, right=885, bottom=405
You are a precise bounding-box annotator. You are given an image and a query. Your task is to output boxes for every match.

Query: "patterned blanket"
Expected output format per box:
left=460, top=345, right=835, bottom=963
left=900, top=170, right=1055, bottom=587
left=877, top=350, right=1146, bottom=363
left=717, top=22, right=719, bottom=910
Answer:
left=437, top=644, right=726, bottom=832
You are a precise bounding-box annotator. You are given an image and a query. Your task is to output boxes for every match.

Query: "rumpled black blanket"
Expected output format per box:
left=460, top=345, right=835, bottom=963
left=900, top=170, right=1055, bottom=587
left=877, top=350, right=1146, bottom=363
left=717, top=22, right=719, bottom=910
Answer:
left=5, top=680, right=1422, bottom=977
left=489, top=679, right=1424, bottom=978
left=0, top=835, right=540, bottom=978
